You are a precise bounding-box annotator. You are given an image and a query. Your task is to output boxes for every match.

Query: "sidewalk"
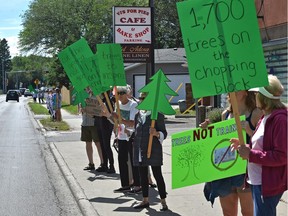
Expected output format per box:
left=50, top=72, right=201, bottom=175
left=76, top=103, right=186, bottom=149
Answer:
left=41, top=109, right=287, bottom=216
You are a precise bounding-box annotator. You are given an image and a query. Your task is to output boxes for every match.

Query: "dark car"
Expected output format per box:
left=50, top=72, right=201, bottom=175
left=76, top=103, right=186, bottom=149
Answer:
left=6, top=90, right=20, bottom=102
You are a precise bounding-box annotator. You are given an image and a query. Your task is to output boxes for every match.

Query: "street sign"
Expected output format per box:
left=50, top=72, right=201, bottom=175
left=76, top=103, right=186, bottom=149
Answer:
left=34, top=79, right=39, bottom=85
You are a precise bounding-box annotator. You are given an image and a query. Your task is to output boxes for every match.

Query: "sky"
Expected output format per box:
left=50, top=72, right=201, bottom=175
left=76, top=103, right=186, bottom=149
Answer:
left=0, top=0, right=31, bottom=57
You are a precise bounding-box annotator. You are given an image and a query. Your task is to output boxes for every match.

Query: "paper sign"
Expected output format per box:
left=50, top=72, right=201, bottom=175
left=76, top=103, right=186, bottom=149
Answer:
left=28, top=84, right=35, bottom=93
left=83, top=96, right=102, bottom=116
left=71, top=89, right=89, bottom=106
left=177, top=0, right=268, bottom=98
left=97, top=44, right=127, bottom=87
left=58, top=38, right=93, bottom=91
left=171, top=116, right=246, bottom=189
left=82, top=54, right=110, bottom=96
left=137, top=69, right=178, bottom=119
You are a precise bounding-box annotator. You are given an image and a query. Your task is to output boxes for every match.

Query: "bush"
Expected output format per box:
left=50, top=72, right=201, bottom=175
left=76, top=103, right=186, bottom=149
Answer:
left=207, top=108, right=225, bottom=123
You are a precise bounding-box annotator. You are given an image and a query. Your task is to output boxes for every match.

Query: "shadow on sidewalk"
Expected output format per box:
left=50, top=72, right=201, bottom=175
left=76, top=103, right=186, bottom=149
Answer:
left=87, top=173, right=120, bottom=182
left=89, top=188, right=182, bottom=215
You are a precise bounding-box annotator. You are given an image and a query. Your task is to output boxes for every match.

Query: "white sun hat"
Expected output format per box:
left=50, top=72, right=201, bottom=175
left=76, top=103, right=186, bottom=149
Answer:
left=248, top=87, right=280, bottom=99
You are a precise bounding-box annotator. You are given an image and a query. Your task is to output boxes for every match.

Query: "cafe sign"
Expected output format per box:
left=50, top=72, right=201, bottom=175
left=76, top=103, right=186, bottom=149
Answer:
left=113, top=7, right=151, bottom=44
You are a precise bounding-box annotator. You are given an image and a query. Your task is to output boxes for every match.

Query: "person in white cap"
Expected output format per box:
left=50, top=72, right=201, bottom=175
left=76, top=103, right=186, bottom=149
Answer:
left=230, top=74, right=287, bottom=216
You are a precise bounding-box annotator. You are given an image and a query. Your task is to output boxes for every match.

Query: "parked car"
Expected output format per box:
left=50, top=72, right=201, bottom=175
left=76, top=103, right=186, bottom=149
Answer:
left=19, top=88, right=26, bottom=95
left=6, top=90, right=20, bottom=102
left=24, top=89, right=33, bottom=97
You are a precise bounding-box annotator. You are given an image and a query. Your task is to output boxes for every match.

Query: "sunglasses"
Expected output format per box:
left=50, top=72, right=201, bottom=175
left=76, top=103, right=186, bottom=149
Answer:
left=118, top=92, right=126, bottom=95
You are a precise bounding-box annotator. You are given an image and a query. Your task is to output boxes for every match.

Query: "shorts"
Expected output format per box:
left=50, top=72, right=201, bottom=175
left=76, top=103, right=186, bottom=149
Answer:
left=81, top=126, right=99, bottom=142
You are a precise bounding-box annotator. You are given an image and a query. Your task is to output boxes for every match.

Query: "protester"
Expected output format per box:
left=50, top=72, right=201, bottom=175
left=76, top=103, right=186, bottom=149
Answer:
left=79, top=98, right=103, bottom=171
left=38, top=90, right=44, bottom=103
left=46, top=89, right=54, bottom=119
left=132, top=92, right=168, bottom=211
left=126, top=85, right=156, bottom=188
left=110, top=86, right=141, bottom=193
left=32, top=91, right=37, bottom=103
left=230, top=75, right=287, bottom=216
left=202, top=90, right=262, bottom=216
left=94, top=91, right=116, bottom=174
left=52, top=88, right=62, bottom=121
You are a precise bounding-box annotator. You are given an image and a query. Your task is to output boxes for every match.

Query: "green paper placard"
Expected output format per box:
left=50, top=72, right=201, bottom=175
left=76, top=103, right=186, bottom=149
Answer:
left=58, top=38, right=93, bottom=91
left=71, top=88, right=89, bottom=107
left=97, top=43, right=126, bottom=87
left=82, top=54, right=110, bottom=96
left=171, top=116, right=246, bottom=189
left=28, top=84, right=35, bottom=93
left=137, top=69, right=178, bottom=119
left=177, top=0, right=268, bottom=98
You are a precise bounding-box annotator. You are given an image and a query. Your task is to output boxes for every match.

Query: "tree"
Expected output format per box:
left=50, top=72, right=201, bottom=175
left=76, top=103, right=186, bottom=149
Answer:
left=10, top=55, right=53, bottom=89
left=154, top=0, right=184, bottom=49
left=0, top=39, right=12, bottom=90
left=19, top=0, right=184, bottom=87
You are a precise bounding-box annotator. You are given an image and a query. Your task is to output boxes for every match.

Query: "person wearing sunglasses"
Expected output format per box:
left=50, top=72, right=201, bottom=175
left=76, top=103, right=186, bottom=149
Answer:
left=112, top=86, right=141, bottom=194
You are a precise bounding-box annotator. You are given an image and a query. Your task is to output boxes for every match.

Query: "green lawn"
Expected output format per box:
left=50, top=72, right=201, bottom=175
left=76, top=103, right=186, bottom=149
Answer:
left=28, top=102, right=70, bottom=131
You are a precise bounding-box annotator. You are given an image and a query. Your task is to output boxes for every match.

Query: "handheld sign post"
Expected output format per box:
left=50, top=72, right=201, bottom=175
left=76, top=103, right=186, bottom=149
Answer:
left=137, top=69, right=178, bottom=158
left=174, top=0, right=268, bottom=187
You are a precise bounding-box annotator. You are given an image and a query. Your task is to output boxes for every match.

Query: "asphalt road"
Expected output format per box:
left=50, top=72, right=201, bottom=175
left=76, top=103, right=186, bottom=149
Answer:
left=0, top=95, right=82, bottom=216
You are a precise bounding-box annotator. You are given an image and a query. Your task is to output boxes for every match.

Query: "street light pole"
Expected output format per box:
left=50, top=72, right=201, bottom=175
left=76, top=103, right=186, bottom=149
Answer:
left=1, top=59, right=4, bottom=93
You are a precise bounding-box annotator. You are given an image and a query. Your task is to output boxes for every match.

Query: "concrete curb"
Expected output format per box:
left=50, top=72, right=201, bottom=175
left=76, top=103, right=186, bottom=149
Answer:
left=26, top=102, right=99, bottom=216
left=49, top=143, right=100, bottom=216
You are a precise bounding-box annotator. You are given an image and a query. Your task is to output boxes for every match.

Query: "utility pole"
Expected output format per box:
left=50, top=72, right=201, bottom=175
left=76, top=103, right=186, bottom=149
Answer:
left=1, top=59, right=4, bottom=93
left=146, top=0, right=155, bottom=84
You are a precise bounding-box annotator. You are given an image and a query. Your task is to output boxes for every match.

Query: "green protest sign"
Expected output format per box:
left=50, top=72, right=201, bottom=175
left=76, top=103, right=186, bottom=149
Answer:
left=82, top=54, right=110, bottom=96
left=97, top=44, right=126, bottom=87
left=177, top=0, right=268, bottom=98
left=71, top=88, right=89, bottom=107
left=171, top=116, right=246, bottom=189
left=58, top=38, right=93, bottom=91
left=28, top=84, right=35, bottom=93
left=137, top=69, right=178, bottom=119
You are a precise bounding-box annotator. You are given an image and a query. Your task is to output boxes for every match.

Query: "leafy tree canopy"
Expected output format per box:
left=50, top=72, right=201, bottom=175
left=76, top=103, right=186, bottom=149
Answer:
left=0, top=38, right=12, bottom=89
left=18, top=0, right=184, bottom=87
left=9, top=55, right=53, bottom=89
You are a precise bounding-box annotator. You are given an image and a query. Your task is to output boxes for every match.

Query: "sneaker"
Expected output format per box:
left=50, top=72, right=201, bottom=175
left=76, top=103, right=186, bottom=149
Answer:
left=95, top=164, right=108, bottom=172
left=127, top=186, right=142, bottom=195
left=83, top=163, right=95, bottom=171
left=113, top=186, right=131, bottom=193
left=149, top=183, right=157, bottom=188
left=107, top=166, right=116, bottom=174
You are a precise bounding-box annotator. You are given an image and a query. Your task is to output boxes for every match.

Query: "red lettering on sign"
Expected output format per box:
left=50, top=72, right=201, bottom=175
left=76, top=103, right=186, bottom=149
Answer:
left=193, top=126, right=214, bottom=141
left=120, top=17, right=146, bottom=24
left=117, top=27, right=132, bottom=38
left=135, top=27, right=150, bottom=38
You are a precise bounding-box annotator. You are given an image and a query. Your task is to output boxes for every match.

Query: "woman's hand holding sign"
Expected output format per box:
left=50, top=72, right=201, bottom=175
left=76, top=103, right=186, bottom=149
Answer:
left=230, top=138, right=250, bottom=160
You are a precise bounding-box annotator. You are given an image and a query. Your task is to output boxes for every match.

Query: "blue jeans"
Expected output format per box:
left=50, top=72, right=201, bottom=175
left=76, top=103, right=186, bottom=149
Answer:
left=251, top=185, right=283, bottom=216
